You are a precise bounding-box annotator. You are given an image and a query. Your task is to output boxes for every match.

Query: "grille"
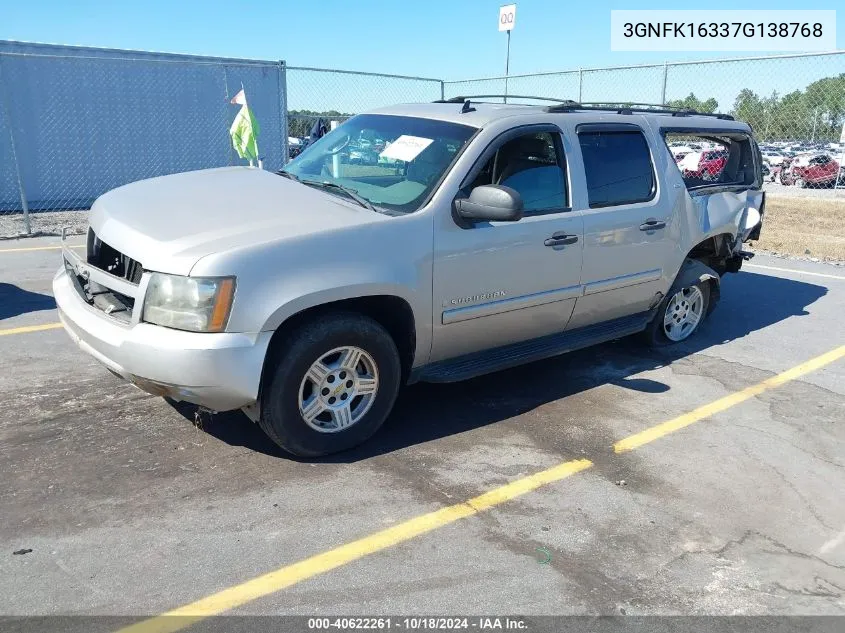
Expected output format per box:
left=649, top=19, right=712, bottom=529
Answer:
left=65, top=228, right=143, bottom=323
left=87, top=228, right=144, bottom=284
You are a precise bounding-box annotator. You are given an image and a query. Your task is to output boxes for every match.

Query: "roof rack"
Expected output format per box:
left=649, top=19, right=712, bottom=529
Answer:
left=545, top=101, right=734, bottom=120
left=431, top=96, right=735, bottom=120
left=433, top=95, right=576, bottom=105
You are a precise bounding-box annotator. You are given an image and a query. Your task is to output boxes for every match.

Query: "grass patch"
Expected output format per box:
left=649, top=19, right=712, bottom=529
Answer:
left=751, top=196, right=845, bottom=262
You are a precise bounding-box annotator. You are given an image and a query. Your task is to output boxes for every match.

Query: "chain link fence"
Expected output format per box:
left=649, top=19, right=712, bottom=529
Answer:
left=285, top=66, right=442, bottom=139
left=663, top=52, right=845, bottom=144
left=444, top=51, right=845, bottom=193
left=0, top=42, right=444, bottom=238
left=2, top=41, right=844, bottom=238
left=0, top=42, right=287, bottom=238
left=443, top=52, right=845, bottom=134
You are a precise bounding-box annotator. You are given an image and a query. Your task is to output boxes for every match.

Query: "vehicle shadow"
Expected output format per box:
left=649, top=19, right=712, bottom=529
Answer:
left=171, top=271, right=827, bottom=461
left=0, top=283, right=56, bottom=320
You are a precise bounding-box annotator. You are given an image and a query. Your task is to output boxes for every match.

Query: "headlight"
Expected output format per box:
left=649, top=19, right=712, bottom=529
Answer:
left=142, top=273, right=235, bottom=332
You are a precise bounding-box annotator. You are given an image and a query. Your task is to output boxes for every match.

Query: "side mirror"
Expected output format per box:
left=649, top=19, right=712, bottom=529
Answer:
left=455, top=185, right=524, bottom=223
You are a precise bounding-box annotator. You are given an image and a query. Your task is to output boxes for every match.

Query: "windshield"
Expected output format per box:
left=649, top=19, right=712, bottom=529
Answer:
left=281, top=114, right=476, bottom=214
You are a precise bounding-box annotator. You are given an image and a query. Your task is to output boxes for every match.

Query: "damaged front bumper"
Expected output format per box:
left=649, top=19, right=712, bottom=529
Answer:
left=53, top=237, right=272, bottom=412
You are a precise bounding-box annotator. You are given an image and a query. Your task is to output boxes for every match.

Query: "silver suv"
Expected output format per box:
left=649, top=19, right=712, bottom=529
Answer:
left=54, top=98, right=765, bottom=456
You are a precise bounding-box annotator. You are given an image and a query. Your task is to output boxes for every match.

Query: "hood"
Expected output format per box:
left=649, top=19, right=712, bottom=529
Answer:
left=89, top=167, right=381, bottom=275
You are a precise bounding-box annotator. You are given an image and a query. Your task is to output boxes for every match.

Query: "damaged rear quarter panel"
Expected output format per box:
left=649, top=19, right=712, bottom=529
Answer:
left=656, top=122, right=764, bottom=270
left=682, top=186, right=765, bottom=253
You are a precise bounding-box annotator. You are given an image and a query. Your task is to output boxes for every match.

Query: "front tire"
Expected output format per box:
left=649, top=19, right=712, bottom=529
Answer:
left=259, top=312, right=402, bottom=457
left=644, top=280, right=710, bottom=347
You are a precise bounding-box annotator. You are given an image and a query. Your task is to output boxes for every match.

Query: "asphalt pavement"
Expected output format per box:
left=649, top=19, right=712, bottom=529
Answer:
left=1, top=237, right=844, bottom=621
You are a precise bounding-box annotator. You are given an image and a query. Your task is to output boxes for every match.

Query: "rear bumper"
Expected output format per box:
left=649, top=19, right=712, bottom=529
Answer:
left=53, top=266, right=272, bottom=411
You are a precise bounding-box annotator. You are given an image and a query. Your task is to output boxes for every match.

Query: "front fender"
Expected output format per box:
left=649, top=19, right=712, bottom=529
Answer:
left=189, top=206, right=438, bottom=367
left=260, top=281, right=420, bottom=332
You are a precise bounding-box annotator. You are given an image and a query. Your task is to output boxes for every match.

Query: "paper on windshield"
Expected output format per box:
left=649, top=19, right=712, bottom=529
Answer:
left=379, top=135, right=434, bottom=162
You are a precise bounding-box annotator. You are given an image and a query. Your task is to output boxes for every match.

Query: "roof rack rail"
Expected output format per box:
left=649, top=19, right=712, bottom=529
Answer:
left=545, top=101, right=734, bottom=120
left=433, top=95, right=576, bottom=105
left=431, top=96, right=735, bottom=120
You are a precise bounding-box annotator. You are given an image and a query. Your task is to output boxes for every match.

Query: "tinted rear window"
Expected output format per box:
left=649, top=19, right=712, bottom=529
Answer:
left=578, top=131, right=655, bottom=207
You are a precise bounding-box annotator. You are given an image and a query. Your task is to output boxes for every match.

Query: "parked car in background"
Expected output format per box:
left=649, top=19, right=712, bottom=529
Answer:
left=761, top=150, right=787, bottom=166
left=779, top=153, right=840, bottom=188
left=678, top=148, right=728, bottom=181
left=698, top=149, right=729, bottom=180
left=288, top=137, right=306, bottom=160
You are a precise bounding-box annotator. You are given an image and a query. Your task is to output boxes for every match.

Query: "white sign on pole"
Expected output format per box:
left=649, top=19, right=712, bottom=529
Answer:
left=840, top=122, right=845, bottom=143
left=498, top=4, right=516, bottom=31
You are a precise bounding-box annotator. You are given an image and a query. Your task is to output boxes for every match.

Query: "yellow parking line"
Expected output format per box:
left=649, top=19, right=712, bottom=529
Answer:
left=116, top=459, right=593, bottom=633
left=114, top=344, right=845, bottom=633
left=0, top=322, right=63, bottom=337
left=615, top=344, right=845, bottom=453
left=0, top=244, right=84, bottom=253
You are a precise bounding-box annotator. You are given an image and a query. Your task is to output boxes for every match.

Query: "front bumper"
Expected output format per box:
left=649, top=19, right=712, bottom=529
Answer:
left=53, top=265, right=272, bottom=411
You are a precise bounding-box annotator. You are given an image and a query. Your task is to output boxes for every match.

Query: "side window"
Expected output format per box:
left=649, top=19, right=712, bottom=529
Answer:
left=469, top=131, right=567, bottom=213
left=578, top=131, right=655, bottom=208
left=664, top=132, right=759, bottom=189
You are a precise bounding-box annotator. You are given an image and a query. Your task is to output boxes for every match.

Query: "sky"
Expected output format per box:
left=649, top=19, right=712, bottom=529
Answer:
left=1, top=1, right=843, bottom=114
left=2, top=0, right=842, bottom=80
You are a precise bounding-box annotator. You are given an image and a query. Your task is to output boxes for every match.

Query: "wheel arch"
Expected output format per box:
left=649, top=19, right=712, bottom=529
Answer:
left=259, top=293, right=418, bottom=407
left=672, top=257, right=721, bottom=315
left=686, top=232, right=736, bottom=274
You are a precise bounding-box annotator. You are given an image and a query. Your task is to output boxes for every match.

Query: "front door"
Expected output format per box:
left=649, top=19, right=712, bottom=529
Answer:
left=430, top=126, right=584, bottom=362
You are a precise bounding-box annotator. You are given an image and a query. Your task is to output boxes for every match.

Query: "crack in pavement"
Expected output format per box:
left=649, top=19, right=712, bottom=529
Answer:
left=733, top=423, right=845, bottom=470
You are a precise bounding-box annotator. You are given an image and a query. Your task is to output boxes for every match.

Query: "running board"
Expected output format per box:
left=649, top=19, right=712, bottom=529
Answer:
left=411, top=311, right=654, bottom=384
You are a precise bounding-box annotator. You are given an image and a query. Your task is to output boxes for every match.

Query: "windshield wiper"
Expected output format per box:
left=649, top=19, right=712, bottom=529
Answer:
left=276, top=170, right=301, bottom=182
left=301, top=180, right=381, bottom=213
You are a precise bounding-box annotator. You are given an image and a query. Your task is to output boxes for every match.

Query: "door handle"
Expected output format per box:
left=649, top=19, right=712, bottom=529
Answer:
left=544, top=232, right=578, bottom=247
left=639, top=218, right=666, bottom=231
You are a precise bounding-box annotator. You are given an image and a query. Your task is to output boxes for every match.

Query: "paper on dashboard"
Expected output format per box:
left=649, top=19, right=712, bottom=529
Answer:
left=379, top=135, right=434, bottom=162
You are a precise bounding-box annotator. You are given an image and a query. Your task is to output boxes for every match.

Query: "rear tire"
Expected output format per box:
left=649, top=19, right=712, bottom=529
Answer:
left=259, top=312, right=402, bottom=457
left=643, top=280, right=710, bottom=347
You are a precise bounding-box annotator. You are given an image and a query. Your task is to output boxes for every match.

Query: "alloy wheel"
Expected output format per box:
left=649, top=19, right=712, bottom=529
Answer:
left=298, top=346, right=379, bottom=433
left=663, top=286, right=705, bottom=342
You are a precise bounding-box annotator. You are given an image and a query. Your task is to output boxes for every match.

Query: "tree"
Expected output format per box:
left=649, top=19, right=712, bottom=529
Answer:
left=769, top=90, right=812, bottom=141
left=732, top=89, right=762, bottom=130
left=667, top=93, right=718, bottom=113
left=287, top=109, right=351, bottom=138
left=802, top=74, right=845, bottom=141
left=726, top=74, right=845, bottom=142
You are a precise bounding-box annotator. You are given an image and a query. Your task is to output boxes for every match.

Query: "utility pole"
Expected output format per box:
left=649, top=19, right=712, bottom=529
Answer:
left=505, top=29, right=511, bottom=103
left=498, top=5, right=516, bottom=104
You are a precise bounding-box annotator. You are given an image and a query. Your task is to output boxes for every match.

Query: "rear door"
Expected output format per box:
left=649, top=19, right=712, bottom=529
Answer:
left=564, top=122, right=677, bottom=330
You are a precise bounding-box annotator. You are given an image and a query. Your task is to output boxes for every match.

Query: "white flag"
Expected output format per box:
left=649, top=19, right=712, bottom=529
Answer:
left=230, top=89, right=246, bottom=106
